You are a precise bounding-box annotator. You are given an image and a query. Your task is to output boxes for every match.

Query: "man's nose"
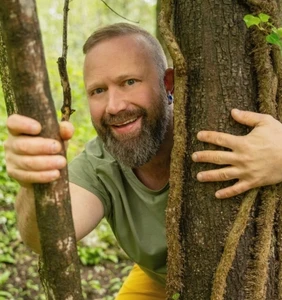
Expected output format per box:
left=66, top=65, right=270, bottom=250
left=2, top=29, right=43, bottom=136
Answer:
left=105, top=88, right=128, bottom=115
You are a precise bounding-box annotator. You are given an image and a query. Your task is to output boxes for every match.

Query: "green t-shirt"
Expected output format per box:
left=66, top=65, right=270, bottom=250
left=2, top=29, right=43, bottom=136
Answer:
left=68, top=136, right=168, bottom=286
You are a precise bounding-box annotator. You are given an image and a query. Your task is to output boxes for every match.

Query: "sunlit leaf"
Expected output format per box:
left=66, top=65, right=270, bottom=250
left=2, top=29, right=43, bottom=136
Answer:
left=243, top=15, right=261, bottom=28
left=277, top=27, right=282, bottom=38
left=266, top=32, right=281, bottom=46
left=0, top=271, right=11, bottom=286
left=172, top=293, right=180, bottom=300
left=258, top=13, right=270, bottom=23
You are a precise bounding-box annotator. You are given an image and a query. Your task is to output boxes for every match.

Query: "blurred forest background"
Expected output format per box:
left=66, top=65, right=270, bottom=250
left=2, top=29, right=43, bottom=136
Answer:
left=0, top=0, right=160, bottom=299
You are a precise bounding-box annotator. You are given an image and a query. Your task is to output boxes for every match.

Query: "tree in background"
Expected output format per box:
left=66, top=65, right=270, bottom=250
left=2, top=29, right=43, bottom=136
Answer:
left=161, top=0, right=282, bottom=299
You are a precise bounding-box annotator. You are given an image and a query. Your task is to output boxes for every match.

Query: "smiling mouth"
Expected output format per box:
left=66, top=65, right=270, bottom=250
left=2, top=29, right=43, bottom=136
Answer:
left=112, top=117, right=138, bottom=127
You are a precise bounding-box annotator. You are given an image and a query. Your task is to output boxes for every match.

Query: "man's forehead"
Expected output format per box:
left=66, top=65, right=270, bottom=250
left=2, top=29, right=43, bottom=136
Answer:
left=87, top=34, right=151, bottom=57
left=84, top=35, right=153, bottom=68
left=83, top=35, right=157, bottom=84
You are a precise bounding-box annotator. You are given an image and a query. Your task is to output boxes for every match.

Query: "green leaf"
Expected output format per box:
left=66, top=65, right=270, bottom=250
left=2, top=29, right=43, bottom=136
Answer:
left=0, top=291, right=13, bottom=300
left=0, top=271, right=11, bottom=286
left=172, top=293, right=180, bottom=300
left=107, top=254, right=118, bottom=263
left=277, top=28, right=282, bottom=38
left=258, top=13, right=270, bottom=23
left=266, top=32, right=281, bottom=46
left=0, top=254, right=16, bottom=264
left=243, top=15, right=261, bottom=28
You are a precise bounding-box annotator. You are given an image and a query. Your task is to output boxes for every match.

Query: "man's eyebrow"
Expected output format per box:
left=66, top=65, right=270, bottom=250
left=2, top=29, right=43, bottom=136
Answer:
left=86, top=82, right=105, bottom=94
left=114, top=74, right=139, bottom=82
left=86, top=83, right=97, bottom=91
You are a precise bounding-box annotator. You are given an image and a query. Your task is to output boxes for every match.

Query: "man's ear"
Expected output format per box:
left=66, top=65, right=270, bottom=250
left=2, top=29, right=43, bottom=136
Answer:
left=164, top=68, right=174, bottom=93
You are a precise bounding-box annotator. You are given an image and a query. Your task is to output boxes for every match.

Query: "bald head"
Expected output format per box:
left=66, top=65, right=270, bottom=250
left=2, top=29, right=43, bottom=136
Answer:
left=83, top=23, right=168, bottom=80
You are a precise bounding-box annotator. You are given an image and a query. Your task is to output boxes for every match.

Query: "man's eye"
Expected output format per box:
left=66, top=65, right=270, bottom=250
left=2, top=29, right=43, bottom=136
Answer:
left=126, top=79, right=136, bottom=86
left=91, top=88, right=104, bottom=95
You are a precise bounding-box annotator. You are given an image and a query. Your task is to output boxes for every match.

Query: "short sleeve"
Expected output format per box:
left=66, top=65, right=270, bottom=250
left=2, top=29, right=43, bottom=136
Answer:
left=68, top=150, right=112, bottom=217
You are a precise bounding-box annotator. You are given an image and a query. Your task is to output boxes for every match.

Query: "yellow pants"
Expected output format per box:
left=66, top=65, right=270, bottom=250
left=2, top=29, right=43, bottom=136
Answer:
left=115, top=264, right=166, bottom=300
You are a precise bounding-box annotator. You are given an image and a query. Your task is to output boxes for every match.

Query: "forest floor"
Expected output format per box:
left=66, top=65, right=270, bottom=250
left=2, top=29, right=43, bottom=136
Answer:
left=3, top=246, right=132, bottom=300
left=1, top=234, right=133, bottom=300
left=0, top=202, right=132, bottom=300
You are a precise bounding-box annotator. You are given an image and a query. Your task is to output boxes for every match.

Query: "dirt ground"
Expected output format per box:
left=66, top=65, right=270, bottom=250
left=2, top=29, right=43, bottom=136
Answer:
left=2, top=242, right=132, bottom=300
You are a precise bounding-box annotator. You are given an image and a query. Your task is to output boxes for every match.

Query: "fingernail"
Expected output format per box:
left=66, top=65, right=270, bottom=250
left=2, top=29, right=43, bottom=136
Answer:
left=215, top=191, right=221, bottom=198
left=51, top=170, right=60, bottom=181
left=31, top=122, right=40, bottom=133
left=197, top=132, right=203, bottom=139
left=192, top=153, right=198, bottom=161
left=57, top=157, right=66, bottom=168
left=197, top=173, right=203, bottom=181
left=51, top=142, right=59, bottom=153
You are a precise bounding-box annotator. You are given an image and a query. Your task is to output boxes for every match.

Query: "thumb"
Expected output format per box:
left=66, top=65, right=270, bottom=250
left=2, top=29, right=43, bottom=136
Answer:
left=60, top=121, right=74, bottom=141
left=231, top=109, right=263, bottom=128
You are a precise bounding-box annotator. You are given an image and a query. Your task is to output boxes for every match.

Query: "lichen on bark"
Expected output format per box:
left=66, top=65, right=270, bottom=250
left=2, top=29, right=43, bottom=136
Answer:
left=159, top=0, right=188, bottom=298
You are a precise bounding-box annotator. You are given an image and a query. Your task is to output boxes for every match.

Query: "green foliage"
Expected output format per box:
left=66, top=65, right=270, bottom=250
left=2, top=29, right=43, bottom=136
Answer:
left=0, top=271, right=11, bottom=286
left=243, top=13, right=282, bottom=52
left=0, top=107, right=19, bottom=207
left=172, top=293, right=180, bottom=300
left=0, top=210, right=18, bottom=264
left=243, top=13, right=270, bottom=28
left=78, top=245, right=118, bottom=266
left=78, top=220, right=128, bottom=267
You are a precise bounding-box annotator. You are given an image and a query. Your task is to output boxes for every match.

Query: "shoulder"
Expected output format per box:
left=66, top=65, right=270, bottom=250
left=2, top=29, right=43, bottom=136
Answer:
left=85, top=136, right=115, bottom=162
left=68, top=136, right=121, bottom=217
left=71, top=136, right=117, bottom=169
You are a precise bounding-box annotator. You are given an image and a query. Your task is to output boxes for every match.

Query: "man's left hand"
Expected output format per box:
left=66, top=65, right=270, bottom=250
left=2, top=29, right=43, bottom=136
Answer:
left=192, top=109, right=282, bottom=199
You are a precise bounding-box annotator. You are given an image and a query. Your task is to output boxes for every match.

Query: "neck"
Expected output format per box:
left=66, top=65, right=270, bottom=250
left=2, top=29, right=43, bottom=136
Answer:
left=133, top=117, right=173, bottom=190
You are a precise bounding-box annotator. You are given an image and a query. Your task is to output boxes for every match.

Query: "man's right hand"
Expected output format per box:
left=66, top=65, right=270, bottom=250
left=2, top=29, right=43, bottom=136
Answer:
left=4, top=114, right=74, bottom=187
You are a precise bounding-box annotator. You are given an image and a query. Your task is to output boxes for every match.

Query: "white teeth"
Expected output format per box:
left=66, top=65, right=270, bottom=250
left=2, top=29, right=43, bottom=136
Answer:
left=115, top=118, right=137, bottom=126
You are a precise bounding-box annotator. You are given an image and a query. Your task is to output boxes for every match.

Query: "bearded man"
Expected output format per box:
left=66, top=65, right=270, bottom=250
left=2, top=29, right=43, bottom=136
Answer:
left=4, top=23, right=282, bottom=299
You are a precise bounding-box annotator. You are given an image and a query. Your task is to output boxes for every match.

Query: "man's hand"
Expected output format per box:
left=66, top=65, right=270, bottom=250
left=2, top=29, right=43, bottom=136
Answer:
left=4, top=114, right=74, bottom=187
left=192, top=109, right=282, bottom=199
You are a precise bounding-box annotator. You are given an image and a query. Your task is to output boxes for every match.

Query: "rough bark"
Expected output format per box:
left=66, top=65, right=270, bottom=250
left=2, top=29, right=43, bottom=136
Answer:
left=0, top=23, right=17, bottom=115
left=0, top=1, right=83, bottom=299
left=165, top=0, right=282, bottom=299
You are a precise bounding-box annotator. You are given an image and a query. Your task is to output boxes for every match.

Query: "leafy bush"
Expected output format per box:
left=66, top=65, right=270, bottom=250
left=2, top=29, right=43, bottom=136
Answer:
left=0, top=112, right=19, bottom=207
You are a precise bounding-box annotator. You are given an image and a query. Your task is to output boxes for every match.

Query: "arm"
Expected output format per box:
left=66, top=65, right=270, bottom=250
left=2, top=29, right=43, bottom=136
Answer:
left=5, top=114, right=104, bottom=253
left=192, top=109, right=282, bottom=199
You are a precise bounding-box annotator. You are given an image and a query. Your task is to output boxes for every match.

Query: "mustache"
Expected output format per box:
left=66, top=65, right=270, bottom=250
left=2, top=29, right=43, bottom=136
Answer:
left=101, top=108, right=147, bottom=126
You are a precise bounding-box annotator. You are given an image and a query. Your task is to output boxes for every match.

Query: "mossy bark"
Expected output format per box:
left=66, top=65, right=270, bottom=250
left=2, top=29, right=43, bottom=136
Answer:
left=0, top=1, right=83, bottom=299
left=165, top=0, right=282, bottom=299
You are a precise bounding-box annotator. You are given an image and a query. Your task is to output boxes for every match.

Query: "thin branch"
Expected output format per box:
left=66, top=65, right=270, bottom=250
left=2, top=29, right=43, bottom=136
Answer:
left=58, top=0, right=74, bottom=121
left=211, top=188, right=258, bottom=300
left=245, top=186, right=278, bottom=300
left=100, top=0, right=139, bottom=23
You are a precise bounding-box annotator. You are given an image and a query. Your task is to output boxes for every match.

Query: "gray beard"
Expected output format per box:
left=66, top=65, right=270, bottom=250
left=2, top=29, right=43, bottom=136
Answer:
left=92, top=89, right=170, bottom=168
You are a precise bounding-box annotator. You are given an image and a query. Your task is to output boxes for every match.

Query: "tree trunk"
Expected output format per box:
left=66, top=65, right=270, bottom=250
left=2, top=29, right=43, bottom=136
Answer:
left=0, top=1, right=83, bottom=299
left=165, top=1, right=282, bottom=299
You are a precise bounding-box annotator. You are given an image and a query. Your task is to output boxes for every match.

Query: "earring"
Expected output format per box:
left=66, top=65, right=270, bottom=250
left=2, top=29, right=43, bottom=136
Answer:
left=167, top=91, right=174, bottom=104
